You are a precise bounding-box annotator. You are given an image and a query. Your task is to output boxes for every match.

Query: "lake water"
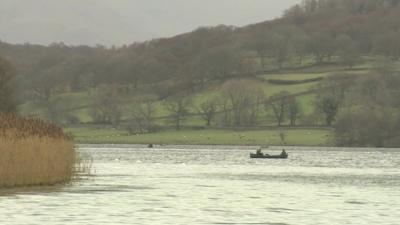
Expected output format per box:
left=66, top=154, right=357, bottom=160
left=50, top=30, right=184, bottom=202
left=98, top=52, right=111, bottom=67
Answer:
left=1, top=145, right=399, bottom=225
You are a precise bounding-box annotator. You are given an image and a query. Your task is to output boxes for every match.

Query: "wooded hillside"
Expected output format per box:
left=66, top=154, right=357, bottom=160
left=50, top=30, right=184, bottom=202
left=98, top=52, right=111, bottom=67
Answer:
left=1, top=0, right=400, bottom=147
left=0, top=0, right=399, bottom=103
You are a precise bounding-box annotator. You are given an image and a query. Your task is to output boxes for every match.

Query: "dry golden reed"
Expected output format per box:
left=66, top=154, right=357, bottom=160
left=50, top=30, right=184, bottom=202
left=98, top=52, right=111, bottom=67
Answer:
left=0, top=114, right=77, bottom=188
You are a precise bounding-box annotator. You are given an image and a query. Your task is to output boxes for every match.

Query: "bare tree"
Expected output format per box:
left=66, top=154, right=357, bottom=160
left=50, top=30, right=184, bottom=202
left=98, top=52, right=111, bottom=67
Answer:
left=336, top=35, right=360, bottom=69
left=314, top=74, right=354, bottom=126
left=89, top=84, right=123, bottom=125
left=220, top=79, right=265, bottom=127
left=243, top=30, right=271, bottom=69
left=267, top=33, right=291, bottom=70
left=288, top=97, right=301, bottom=126
left=131, top=97, right=156, bottom=133
left=315, top=94, right=340, bottom=126
left=306, top=31, right=335, bottom=63
left=29, top=56, right=67, bottom=101
left=164, top=94, right=192, bottom=130
left=373, top=31, right=400, bottom=60
left=268, top=91, right=291, bottom=126
left=197, top=98, right=218, bottom=126
left=217, top=96, right=232, bottom=126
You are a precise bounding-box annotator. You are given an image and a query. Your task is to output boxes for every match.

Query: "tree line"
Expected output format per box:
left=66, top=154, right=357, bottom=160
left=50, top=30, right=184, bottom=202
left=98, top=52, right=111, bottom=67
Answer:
left=313, top=69, right=400, bottom=147
left=89, top=78, right=312, bottom=134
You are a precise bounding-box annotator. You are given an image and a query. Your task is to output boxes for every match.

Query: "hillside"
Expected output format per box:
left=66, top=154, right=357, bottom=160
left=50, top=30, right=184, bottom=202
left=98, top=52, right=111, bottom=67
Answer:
left=1, top=0, right=400, bottom=146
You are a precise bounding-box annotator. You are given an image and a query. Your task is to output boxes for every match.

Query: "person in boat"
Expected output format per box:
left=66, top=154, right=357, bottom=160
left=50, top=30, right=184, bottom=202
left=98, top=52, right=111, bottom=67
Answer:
left=280, top=149, right=288, bottom=157
left=256, top=148, right=263, bottom=155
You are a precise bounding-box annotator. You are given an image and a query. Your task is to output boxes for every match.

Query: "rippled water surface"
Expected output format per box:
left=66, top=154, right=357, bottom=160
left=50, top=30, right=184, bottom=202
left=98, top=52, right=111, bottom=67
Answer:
left=1, top=145, right=400, bottom=225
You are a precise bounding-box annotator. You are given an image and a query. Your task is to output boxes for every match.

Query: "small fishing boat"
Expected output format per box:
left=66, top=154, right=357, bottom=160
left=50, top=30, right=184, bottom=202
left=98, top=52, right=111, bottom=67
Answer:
left=250, top=153, right=288, bottom=159
left=250, top=148, right=288, bottom=159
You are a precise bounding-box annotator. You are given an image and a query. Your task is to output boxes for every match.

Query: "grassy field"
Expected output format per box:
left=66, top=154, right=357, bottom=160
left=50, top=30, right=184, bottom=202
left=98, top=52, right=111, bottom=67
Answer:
left=66, top=127, right=333, bottom=146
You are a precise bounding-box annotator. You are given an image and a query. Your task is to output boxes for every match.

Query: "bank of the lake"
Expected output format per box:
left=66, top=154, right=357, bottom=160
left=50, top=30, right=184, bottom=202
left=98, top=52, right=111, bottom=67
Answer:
left=66, top=127, right=333, bottom=146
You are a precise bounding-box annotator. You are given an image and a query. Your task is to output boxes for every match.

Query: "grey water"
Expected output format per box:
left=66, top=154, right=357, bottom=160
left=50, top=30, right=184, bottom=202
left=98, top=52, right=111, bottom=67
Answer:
left=1, top=145, right=400, bottom=225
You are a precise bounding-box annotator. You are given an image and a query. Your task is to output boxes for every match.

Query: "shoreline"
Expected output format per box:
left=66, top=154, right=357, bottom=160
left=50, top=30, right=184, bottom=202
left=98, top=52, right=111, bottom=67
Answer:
left=75, top=143, right=400, bottom=150
left=74, top=141, right=329, bottom=147
left=66, top=127, right=333, bottom=147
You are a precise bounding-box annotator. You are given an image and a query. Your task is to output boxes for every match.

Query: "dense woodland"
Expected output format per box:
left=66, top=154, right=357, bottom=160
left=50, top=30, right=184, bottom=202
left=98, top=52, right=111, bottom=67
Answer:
left=1, top=0, right=400, bottom=147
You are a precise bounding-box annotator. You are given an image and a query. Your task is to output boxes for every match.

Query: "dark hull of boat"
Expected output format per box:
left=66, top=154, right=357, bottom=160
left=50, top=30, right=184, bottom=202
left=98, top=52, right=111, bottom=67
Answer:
left=250, top=153, right=288, bottom=159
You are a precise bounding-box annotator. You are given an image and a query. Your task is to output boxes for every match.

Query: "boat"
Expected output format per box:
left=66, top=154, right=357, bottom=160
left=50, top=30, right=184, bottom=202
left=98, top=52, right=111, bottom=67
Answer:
left=250, top=152, right=288, bottom=159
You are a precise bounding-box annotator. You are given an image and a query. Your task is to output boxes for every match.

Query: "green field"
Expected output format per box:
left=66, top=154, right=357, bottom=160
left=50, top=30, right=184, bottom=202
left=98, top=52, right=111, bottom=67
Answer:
left=66, top=127, right=333, bottom=146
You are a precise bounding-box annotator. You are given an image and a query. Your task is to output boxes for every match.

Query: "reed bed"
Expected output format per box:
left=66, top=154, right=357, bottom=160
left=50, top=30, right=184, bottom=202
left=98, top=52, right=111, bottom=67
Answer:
left=0, top=114, right=80, bottom=188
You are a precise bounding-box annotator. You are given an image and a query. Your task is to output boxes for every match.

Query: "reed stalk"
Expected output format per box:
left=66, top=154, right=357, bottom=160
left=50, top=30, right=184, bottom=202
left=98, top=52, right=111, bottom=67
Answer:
left=0, top=114, right=80, bottom=187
